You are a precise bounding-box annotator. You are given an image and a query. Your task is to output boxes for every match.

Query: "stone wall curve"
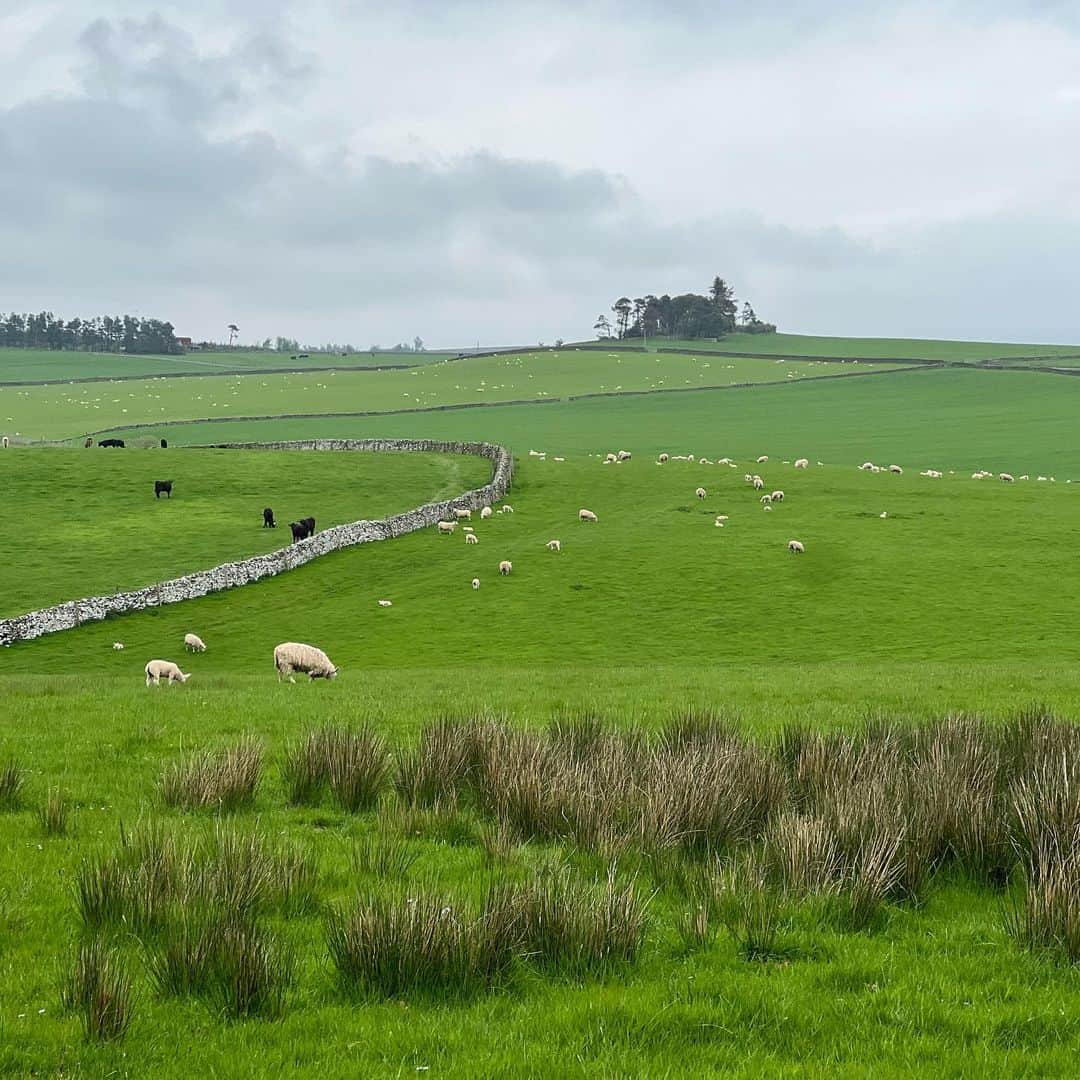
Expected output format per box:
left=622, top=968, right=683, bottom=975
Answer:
left=0, top=438, right=514, bottom=646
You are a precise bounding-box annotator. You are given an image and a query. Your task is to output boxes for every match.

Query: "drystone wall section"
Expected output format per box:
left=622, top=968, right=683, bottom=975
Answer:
left=0, top=438, right=513, bottom=646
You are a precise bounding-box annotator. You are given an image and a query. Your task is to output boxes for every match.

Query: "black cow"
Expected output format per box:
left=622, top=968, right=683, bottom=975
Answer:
left=84, top=437, right=94, bottom=448
left=300, top=516, right=316, bottom=535
left=155, top=480, right=173, bottom=499
left=263, top=507, right=276, bottom=528
left=289, top=521, right=308, bottom=542
left=99, top=438, right=125, bottom=448
left=160, top=438, right=168, bottom=449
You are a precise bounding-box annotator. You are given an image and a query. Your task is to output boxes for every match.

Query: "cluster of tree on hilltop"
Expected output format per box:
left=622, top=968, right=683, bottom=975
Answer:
left=1, top=310, right=181, bottom=354
left=594, top=277, right=776, bottom=341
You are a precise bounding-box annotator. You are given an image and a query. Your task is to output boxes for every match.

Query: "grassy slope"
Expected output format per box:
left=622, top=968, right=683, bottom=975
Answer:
left=0, top=449, right=488, bottom=617
left=1, top=350, right=907, bottom=441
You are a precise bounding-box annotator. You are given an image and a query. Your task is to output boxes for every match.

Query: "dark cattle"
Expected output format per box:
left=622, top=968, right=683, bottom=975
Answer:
left=99, top=438, right=125, bottom=448
left=289, top=521, right=308, bottom=542
left=263, top=507, right=276, bottom=528
left=160, top=438, right=168, bottom=449
left=155, top=480, right=173, bottom=499
left=84, top=437, right=94, bottom=448
left=300, top=516, right=315, bottom=535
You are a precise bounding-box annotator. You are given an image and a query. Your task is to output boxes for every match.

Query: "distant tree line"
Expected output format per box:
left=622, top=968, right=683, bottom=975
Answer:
left=593, top=277, right=776, bottom=342
left=0, top=310, right=181, bottom=354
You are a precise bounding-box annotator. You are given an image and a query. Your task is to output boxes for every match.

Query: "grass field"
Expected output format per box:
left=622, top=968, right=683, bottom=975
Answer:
left=4, top=333, right=1080, bottom=1075
left=1, top=349, right=910, bottom=442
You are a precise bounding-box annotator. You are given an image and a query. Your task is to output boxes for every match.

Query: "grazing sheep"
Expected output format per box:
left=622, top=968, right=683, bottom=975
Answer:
left=453, top=508, right=472, bottom=520
left=718, top=457, right=734, bottom=465
left=999, top=473, right=1015, bottom=483
left=753, top=477, right=764, bottom=491
left=744, top=474, right=754, bottom=482
left=715, top=515, right=729, bottom=523
left=579, top=508, right=598, bottom=523
left=184, top=633, right=206, bottom=653
left=794, top=458, right=809, bottom=469
left=263, top=507, right=276, bottom=528
left=472, top=577, right=480, bottom=590
left=437, top=521, right=457, bottom=535
left=859, top=462, right=875, bottom=471
left=154, top=480, right=173, bottom=499
left=480, top=506, right=493, bottom=520
left=770, top=491, right=785, bottom=502
left=617, top=450, right=632, bottom=461
left=465, top=533, right=479, bottom=545
left=761, top=494, right=773, bottom=504
left=499, top=505, right=514, bottom=514
left=889, top=465, right=903, bottom=475
left=1037, top=476, right=1048, bottom=481
left=462, top=525, right=474, bottom=532
left=757, top=455, right=769, bottom=463
left=546, top=539, right=561, bottom=552
left=696, top=487, right=707, bottom=500
left=604, top=453, right=618, bottom=463
left=658, top=453, right=670, bottom=463
left=378, top=600, right=392, bottom=607
left=145, top=659, right=191, bottom=686
left=787, top=540, right=805, bottom=554
left=112, top=642, right=124, bottom=651
left=880, top=512, right=888, bottom=519
left=499, top=560, right=513, bottom=576
left=273, top=642, right=339, bottom=683
left=762, top=504, right=772, bottom=511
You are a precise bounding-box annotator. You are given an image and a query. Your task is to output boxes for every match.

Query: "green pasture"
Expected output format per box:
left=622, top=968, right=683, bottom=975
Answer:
left=0, top=349, right=908, bottom=442
left=0, top=449, right=485, bottom=618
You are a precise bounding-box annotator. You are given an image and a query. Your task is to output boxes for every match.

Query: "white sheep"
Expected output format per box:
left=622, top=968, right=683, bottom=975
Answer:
left=554, top=456, right=565, bottom=462
left=770, top=490, right=785, bottom=502
left=658, top=453, right=670, bottom=463
left=1019, top=474, right=1030, bottom=480
left=787, top=540, right=805, bottom=554
left=579, top=508, right=598, bottom=523
left=546, top=539, right=561, bottom=552
left=604, top=453, right=618, bottom=463
left=184, top=633, right=206, bottom=653
left=499, top=560, right=513, bottom=576
left=760, top=494, right=773, bottom=504
left=453, top=508, right=472, bottom=520
left=499, top=505, right=514, bottom=514
left=859, top=462, right=875, bottom=471
left=437, top=521, right=457, bottom=534
left=472, top=577, right=480, bottom=590
left=757, top=455, right=769, bottom=464
left=715, top=514, right=729, bottom=523
left=1, top=437, right=8, bottom=449
left=999, top=473, right=1015, bottom=483
left=273, top=642, right=338, bottom=683
left=753, top=477, right=764, bottom=491
left=794, top=458, right=809, bottom=469
left=112, top=642, right=124, bottom=651
left=718, top=457, right=734, bottom=465
left=145, top=659, right=191, bottom=686
left=762, top=504, right=772, bottom=511
left=466, top=533, right=479, bottom=545
left=880, top=512, right=888, bottom=519
left=696, top=487, right=707, bottom=500
left=617, top=450, right=632, bottom=461
left=462, top=525, right=474, bottom=532
left=889, top=465, right=903, bottom=475
left=378, top=599, right=392, bottom=607
left=480, top=506, right=493, bottom=520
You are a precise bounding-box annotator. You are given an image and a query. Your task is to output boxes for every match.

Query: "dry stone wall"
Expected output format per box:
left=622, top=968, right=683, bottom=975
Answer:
left=0, top=438, right=513, bottom=646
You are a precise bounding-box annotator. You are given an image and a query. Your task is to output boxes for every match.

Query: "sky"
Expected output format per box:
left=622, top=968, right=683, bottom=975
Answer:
left=2, top=1, right=1080, bottom=347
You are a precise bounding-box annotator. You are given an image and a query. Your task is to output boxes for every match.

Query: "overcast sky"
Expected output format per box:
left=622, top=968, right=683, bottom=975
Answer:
left=2, top=1, right=1079, bottom=346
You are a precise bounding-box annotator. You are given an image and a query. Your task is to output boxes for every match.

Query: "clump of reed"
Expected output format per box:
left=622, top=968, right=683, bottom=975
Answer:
left=60, top=938, right=134, bottom=1043
left=160, top=737, right=262, bottom=812
left=282, top=725, right=391, bottom=812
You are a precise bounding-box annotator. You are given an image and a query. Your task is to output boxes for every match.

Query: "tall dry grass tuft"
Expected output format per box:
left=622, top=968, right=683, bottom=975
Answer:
left=325, top=726, right=392, bottom=813
left=38, top=787, right=71, bottom=837
left=712, top=854, right=788, bottom=960
left=160, top=737, right=262, bottom=812
left=393, top=716, right=499, bottom=807
left=350, top=833, right=419, bottom=879
left=61, top=938, right=134, bottom=1043
left=765, top=814, right=842, bottom=896
left=208, top=919, right=292, bottom=1020
left=0, top=759, right=24, bottom=810
left=1005, top=840, right=1080, bottom=962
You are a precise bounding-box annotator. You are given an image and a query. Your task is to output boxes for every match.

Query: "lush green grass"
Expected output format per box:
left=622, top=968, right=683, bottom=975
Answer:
left=1, top=349, right=908, bottom=442
left=0, top=448, right=487, bottom=617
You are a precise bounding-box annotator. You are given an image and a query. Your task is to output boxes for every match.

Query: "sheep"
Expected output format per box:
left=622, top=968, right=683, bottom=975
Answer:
left=184, top=633, right=206, bottom=653
left=696, top=487, right=707, bottom=500
left=499, top=560, right=513, bottom=576
left=480, top=506, right=493, bottom=520
left=1037, top=476, right=1048, bottom=481
left=499, top=505, right=514, bottom=514
left=744, top=474, right=754, bottom=483
left=604, top=453, right=618, bottom=463
left=1019, top=474, right=1030, bottom=480
left=757, top=455, right=769, bottom=463
left=546, top=539, right=561, bottom=552
left=715, top=515, right=729, bottom=523
left=794, top=458, right=809, bottom=469
left=263, top=507, right=276, bottom=528
left=787, top=540, right=805, bottom=554
left=658, top=453, right=670, bottom=463
left=1, top=436, right=7, bottom=449
left=880, top=512, right=888, bottom=519
left=154, top=480, right=173, bottom=499
left=888, top=465, right=903, bottom=475
left=145, top=659, right=191, bottom=686
left=718, top=457, right=733, bottom=465
left=762, top=504, right=772, bottom=511
left=617, top=450, right=632, bottom=461
left=273, top=642, right=338, bottom=683
left=112, top=642, right=124, bottom=651
left=553, top=456, right=565, bottom=462
left=770, top=491, right=785, bottom=502
left=453, top=508, right=472, bottom=520
left=378, top=599, right=392, bottom=607
left=753, top=477, right=764, bottom=491
left=859, top=462, right=875, bottom=471
left=462, top=525, right=474, bottom=532
left=999, top=473, right=1015, bottom=483
left=471, top=577, right=480, bottom=590
left=761, top=494, right=773, bottom=504
left=579, top=509, right=598, bottom=523
left=437, top=521, right=457, bottom=534
left=465, top=533, right=479, bottom=545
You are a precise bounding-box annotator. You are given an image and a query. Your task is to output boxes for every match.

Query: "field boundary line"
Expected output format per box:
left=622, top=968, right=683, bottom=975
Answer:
left=0, top=439, right=513, bottom=646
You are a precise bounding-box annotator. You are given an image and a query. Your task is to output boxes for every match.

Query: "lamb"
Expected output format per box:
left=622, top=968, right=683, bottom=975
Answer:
left=553, top=457, right=565, bottom=462
left=184, top=633, right=206, bottom=653
left=499, top=560, right=513, bottom=576
left=145, top=659, right=191, bottom=686
left=437, top=521, right=457, bottom=534
left=757, top=455, right=769, bottom=463
left=999, top=473, right=1015, bottom=483
left=787, top=540, right=805, bottom=554
left=696, top=487, right=707, bottom=500
left=112, top=642, right=124, bottom=651
left=466, top=533, right=479, bottom=545
left=770, top=491, right=785, bottom=502
left=794, top=458, right=809, bottom=469
left=604, top=453, right=618, bottom=463
left=859, top=462, right=875, bottom=471
left=718, top=457, right=734, bottom=465
left=761, top=494, right=773, bottom=504
left=715, top=514, right=729, bottom=523
left=378, top=600, right=392, bottom=607
left=888, top=465, right=903, bottom=475
left=472, top=577, right=480, bottom=590
left=263, top=507, right=276, bottom=528
left=154, top=480, right=173, bottom=499
left=753, top=477, right=764, bottom=491
left=579, top=509, right=598, bottom=523
left=617, top=450, right=632, bottom=461
left=879, top=512, right=888, bottom=519
left=480, top=506, right=493, bottom=520
left=658, top=453, right=670, bottom=463
left=453, top=508, right=472, bottom=520
left=462, top=525, right=474, bottom=532
left=273, top=642, right=339, bottom=683
left=546, top=539, right=561, bottom=552
left=499, top=505, right=514, bottom=514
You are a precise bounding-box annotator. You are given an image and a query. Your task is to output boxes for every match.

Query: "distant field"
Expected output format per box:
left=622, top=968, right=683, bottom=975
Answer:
left=591, top=331, right=1080, bottom=362
left=0, top=448, right=486, bottom=618
left=0, top=349, right=909, bottom=442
